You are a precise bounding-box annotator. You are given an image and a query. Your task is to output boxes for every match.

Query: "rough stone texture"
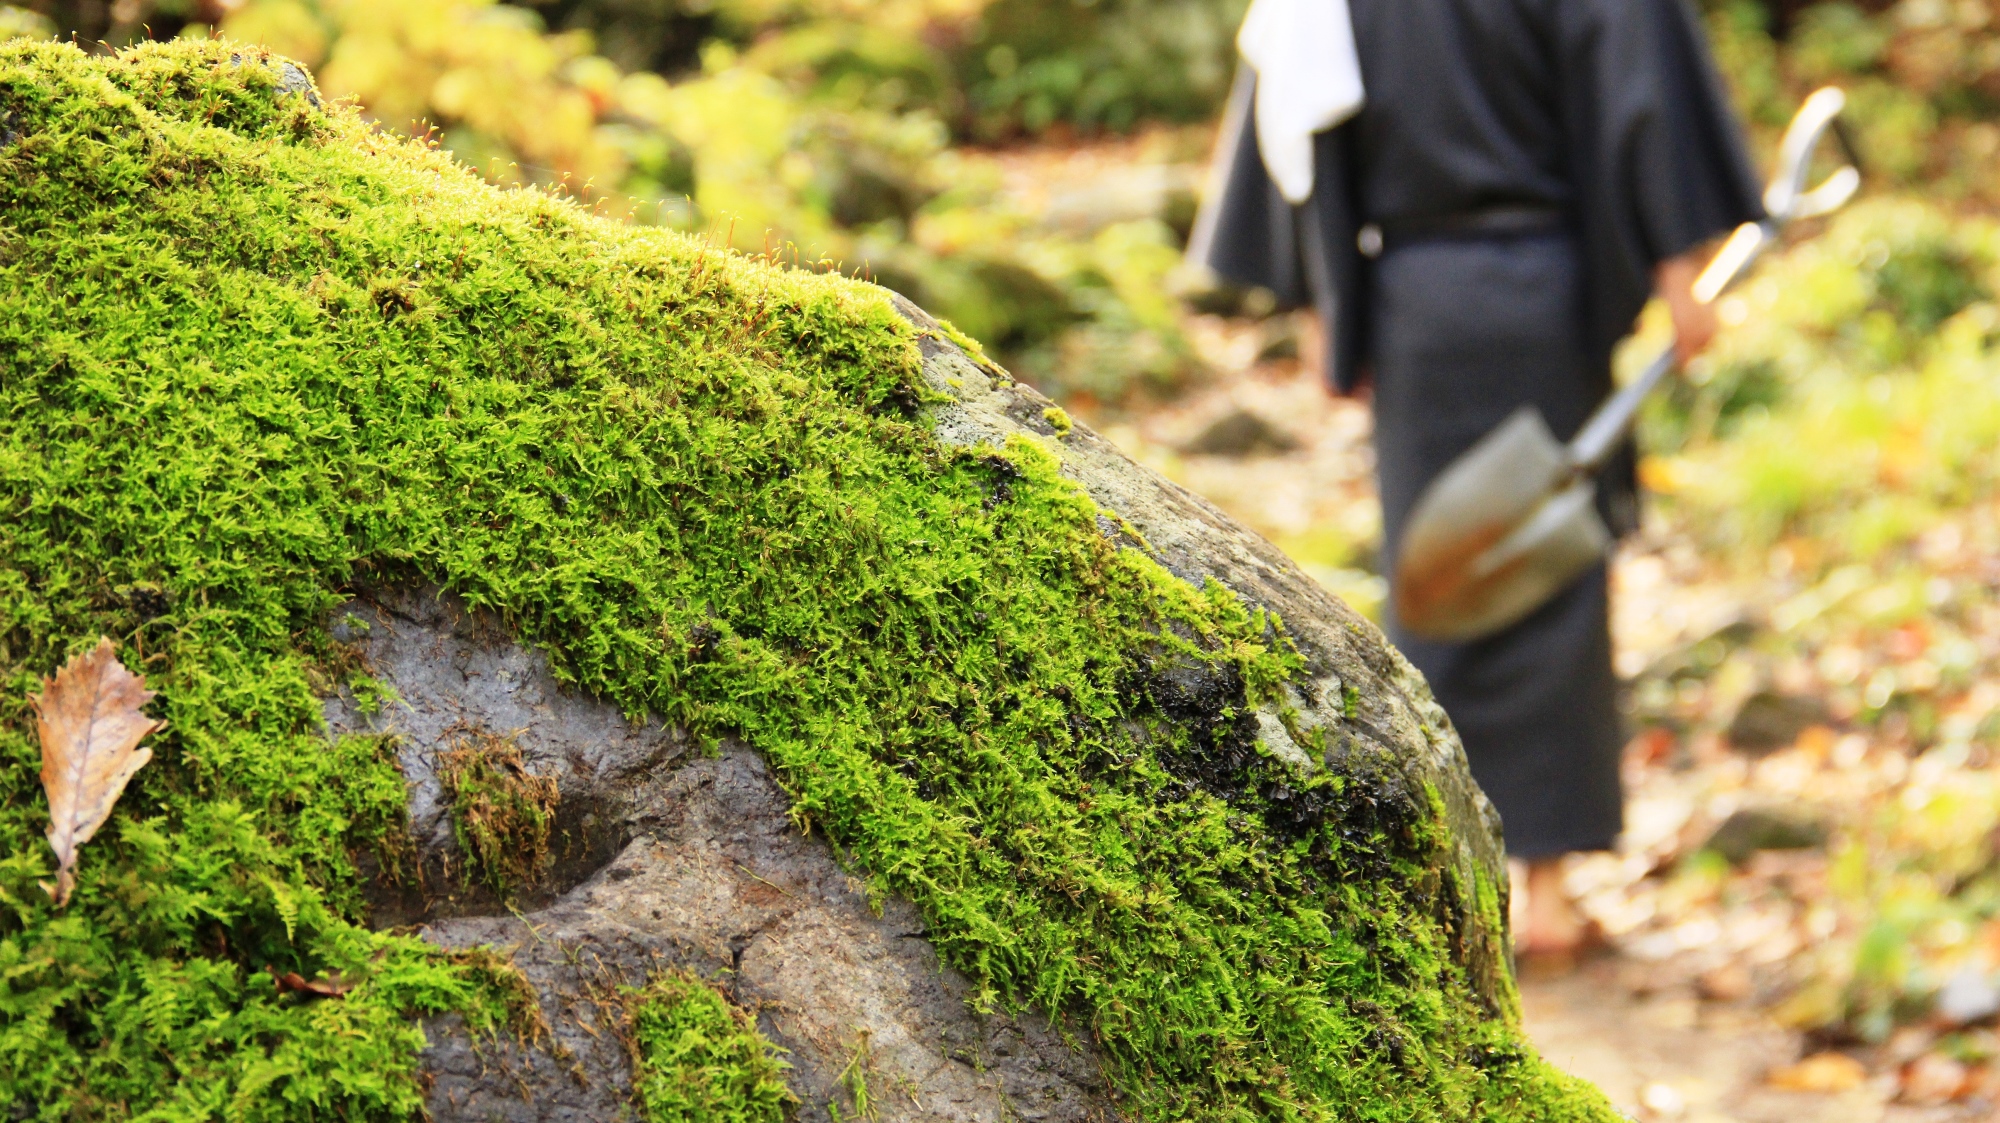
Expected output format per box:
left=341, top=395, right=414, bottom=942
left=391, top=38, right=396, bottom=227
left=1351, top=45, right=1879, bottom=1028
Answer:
left=324, top=309, right=1509, bottom=1120
left=325, top=590, right=687, bottom=922
left=905, top=298, right=1509, bottom=995
left=327, top=588, right=1116, bottom=1123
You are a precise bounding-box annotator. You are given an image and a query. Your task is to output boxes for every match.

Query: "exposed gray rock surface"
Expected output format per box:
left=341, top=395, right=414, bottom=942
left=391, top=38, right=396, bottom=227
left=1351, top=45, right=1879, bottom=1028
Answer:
left=1702, top=805, right=1830, bottom=865
left=324, top=310, right=1508, bottom=1120
left=1181, top=407, right=1301, bottom=457
left=326, top=590, right=686, bottom=922
left=328, top=588, right=1114, bottom=1123
left=1725, top=689, right=1831, bottom=755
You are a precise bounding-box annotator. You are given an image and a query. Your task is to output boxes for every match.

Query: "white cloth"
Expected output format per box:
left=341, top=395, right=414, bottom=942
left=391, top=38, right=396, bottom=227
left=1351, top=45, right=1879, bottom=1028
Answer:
left=1236, top=0, right=1365, bottom=204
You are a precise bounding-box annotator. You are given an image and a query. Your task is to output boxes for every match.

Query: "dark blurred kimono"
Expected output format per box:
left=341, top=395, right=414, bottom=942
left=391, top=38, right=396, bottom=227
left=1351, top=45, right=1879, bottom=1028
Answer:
left=1190, top=0, right=1762, bottom=855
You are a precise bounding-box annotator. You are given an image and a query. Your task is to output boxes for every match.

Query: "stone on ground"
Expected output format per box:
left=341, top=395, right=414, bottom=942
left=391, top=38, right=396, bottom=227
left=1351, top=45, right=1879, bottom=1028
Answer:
left=0, top=38, right=1617, bottom=1123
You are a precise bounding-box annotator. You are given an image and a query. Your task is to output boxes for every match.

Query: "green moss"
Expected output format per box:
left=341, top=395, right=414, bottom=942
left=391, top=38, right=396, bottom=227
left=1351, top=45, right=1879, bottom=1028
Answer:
left=627, top=971, right=795, bottom=1123
left=0, top=37, right=1614, bottom=1122
left=927, top=315, right=1010, bottom=381
left=1041, top=405, right=1074, bottom=435
left=436, top=730, right=559, bottom=899
left=447, top=946, right=554, bottom=1044
left=829, top=1031, right=878, bottom=1123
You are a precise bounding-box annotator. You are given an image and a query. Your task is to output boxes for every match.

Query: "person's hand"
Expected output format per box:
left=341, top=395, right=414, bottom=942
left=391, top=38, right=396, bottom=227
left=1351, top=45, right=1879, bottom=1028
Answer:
left=1655, top=248, right=1719, bottom=366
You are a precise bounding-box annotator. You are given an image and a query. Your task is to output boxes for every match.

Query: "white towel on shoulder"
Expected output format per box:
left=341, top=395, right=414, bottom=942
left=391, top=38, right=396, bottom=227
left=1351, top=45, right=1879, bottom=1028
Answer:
left=1237, top=0, right=1366, bottom=204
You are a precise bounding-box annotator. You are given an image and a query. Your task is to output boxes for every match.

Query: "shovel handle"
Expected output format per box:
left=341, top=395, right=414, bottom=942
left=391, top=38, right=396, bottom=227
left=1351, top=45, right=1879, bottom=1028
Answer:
left=1567, top=87, right=1859, bottom=473
left=1765, top=87, right=1862, bottom=223
left=1569, top=221, right=1770, bottom=470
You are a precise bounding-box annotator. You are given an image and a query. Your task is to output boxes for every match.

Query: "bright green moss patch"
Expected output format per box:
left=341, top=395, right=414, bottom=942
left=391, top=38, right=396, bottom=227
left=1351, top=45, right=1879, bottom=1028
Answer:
left=627, top=970, right=796, bottom=1123
left=436, top=731, right=559, bottom=899
left=0, top=37, right=1614, bottom=1122
left=446, top=945, right=553, bottom=1044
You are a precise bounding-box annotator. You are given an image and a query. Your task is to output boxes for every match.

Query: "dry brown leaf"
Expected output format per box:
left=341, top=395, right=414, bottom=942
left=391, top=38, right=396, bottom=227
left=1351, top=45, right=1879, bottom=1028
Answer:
left=32, top=637, right=162, bottom=907
left=266, top=966, right=353, bottom=998
left=1767, top=1051, right=1866, bottom=1093
left=1901, top=1054, right=1973, bottom=1104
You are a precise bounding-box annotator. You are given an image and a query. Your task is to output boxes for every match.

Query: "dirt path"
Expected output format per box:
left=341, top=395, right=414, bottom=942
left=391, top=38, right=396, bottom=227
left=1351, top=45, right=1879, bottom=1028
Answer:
left=1519, top=959, right=2000, bottom=1121
left=1520, top=962, right=1888, bottom=1122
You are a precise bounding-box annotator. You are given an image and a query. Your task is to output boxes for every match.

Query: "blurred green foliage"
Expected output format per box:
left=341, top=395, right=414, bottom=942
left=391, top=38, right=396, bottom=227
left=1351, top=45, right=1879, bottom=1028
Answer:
left=954, top=0, right=1245, bottom=136
left=20, top=0, right=2000, bottom=404
left=1639, top=199, right=2000, bottom=559
left=1634, top=198, right=2000, bottom=1045
left=1577, top=1, right=2000, bottom=1052
left=1705, top=0, right=2000, bottom=201
left=3, top=0, right=1232, bottom=402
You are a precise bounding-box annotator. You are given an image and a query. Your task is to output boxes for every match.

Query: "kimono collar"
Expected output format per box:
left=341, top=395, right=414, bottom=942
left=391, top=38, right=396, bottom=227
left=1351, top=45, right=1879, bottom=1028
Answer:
left=1237, top=0, right=1365, bottom=204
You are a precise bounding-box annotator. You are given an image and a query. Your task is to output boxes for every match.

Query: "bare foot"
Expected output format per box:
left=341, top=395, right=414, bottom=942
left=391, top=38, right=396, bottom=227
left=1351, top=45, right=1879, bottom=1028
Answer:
left=1510, top=857, right=1590, bottom=961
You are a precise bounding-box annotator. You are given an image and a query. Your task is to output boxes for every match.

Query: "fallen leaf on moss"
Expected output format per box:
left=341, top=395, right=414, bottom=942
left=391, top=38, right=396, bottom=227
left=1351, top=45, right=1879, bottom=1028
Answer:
left=1767, top=1052, right=1865, bottom=1092
left=266, top=966, right=353, bottom=997
left=32, top=637, right=162, bottom=907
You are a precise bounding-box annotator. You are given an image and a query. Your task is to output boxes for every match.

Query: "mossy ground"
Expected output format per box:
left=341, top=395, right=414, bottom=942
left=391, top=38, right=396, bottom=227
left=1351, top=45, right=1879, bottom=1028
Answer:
left=0, top=38, right=1614, bottom=1121
left=626, top=970, right=796, bottom=1123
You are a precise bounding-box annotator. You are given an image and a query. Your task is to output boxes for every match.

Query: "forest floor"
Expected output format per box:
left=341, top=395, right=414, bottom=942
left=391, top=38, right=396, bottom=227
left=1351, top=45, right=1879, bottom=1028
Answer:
left=1075, top=323, right=2000, bottom=1123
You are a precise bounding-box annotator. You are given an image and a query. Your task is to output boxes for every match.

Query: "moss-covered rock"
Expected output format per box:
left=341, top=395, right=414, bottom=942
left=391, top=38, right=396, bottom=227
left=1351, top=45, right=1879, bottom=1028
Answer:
left=0, top=37, right=1617, bottom=1122
left=626, top=969, right=796, bottom=1123
left=337, top=586, right=1132, bottom=1121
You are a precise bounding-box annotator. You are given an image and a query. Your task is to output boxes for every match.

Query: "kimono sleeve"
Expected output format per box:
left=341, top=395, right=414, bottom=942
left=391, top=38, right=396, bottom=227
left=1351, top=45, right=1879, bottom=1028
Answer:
left=1560, top=0, right=1765, bottom=353
left=1186, top=67, right=1312, bottom=308
left=1186, top=68, right=1369, bottom=392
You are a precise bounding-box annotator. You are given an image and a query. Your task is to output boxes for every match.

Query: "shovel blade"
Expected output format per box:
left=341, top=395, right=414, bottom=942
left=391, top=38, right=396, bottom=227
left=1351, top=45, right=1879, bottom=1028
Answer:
left=1392, top=407, right=1612, bottom=643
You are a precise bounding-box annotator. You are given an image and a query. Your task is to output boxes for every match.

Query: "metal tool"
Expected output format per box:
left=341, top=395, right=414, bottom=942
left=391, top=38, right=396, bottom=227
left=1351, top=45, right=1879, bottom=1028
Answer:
left=1390, top=87, right=1862, bottom=643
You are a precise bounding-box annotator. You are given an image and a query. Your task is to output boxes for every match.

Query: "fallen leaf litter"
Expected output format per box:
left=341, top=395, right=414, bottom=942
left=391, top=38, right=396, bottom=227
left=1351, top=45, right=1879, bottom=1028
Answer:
left=32, top=637, right=161, bottom=907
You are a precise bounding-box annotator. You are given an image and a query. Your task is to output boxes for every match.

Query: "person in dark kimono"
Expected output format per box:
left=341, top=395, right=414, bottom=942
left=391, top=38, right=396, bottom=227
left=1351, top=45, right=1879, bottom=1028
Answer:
left=1189, top=0, right=1763, bottom=955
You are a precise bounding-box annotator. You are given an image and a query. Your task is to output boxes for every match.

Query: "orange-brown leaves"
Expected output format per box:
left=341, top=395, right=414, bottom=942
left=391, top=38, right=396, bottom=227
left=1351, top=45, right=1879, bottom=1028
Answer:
left=32, top=637, right=163, bottom=907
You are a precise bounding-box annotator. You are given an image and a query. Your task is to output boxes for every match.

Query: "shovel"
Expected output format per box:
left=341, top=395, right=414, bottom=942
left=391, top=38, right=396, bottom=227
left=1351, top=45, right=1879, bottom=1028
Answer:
left=1390, top=87, right=1862, bottom=643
